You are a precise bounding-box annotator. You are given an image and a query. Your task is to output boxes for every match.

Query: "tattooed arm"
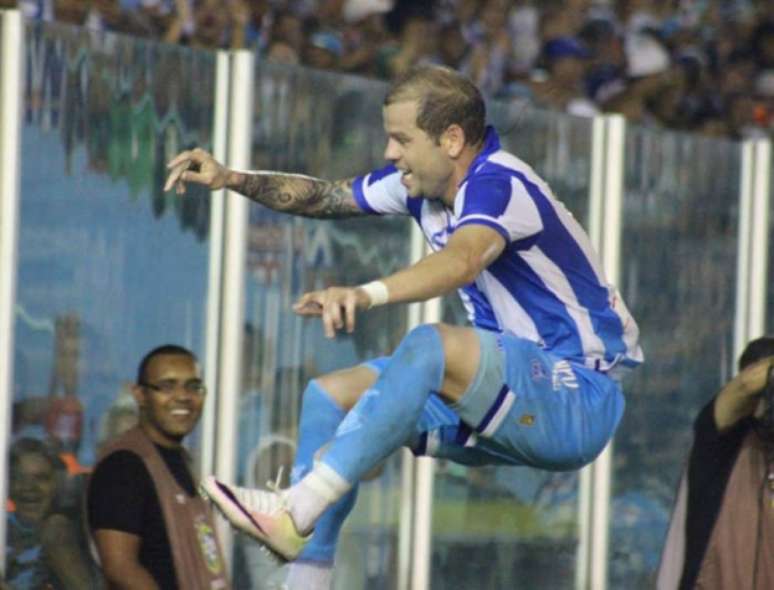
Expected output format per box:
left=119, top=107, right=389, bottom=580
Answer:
left=229, top=171, right=362, bottom=219
left=164, top=148, right=365, bottom=219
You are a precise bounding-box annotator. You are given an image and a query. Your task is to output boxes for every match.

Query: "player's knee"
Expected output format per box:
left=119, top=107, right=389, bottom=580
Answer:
left=399, top=324, right=445, bottom=367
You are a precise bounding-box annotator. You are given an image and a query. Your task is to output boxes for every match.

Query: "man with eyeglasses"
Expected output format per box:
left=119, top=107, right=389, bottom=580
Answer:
left=86, top=345, right=230, bottom=590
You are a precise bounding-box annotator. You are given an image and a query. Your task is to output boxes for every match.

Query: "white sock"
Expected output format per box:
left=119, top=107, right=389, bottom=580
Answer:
left=286, top=561, right=334, bottom=590
left=285, top=463, right=351, bottom=535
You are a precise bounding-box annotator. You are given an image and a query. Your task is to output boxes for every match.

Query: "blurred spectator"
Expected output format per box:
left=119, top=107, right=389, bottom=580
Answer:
left=384, top=13, right=439, bottom=79
left=461, top=0, right=512, bottom=97
left=529, top=36, right=599, bottom=116
left=303, top=26, right=344, bottom=71
left=95, top=386, right=139, bottom=455
left=3, top=0, right=773, bottom=137
left=657, top=337, right=774, bottom=589
left=5, top=438, right=98, bottom=589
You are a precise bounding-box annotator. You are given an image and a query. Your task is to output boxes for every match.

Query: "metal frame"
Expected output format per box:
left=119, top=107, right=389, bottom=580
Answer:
left=397, top=222, right=438, bottom=590
left=578, top=114, right=627, bottom=590
left=734, top=139, right=772, bottom=359
left=200, top=50, right=231, bottom=479
left=211, top=49, right=254, bottom=565
left=0, top=9, right=23, bottom=572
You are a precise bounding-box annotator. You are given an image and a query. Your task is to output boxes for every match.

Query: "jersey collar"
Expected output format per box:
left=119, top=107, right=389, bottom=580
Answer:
left=459, top=126, right=501, bottom=187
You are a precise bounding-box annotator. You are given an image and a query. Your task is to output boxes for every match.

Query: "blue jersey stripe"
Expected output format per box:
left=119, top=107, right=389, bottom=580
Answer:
left=488, top=248, right=588, bottom=361
left=509, top=171, right=629, bottom=361
left=406, top=197, right=423, bottom=222
left=460, top=283, right=499, bottom=331
left=352, top=175, right=377, bottom=214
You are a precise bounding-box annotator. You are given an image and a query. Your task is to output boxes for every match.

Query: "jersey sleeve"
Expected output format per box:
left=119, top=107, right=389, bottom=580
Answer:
left=455, top=174, right=543, bottom=248
left=87, top=450, right=151, bottom=535
left=352, top=164, right=410, bottom=216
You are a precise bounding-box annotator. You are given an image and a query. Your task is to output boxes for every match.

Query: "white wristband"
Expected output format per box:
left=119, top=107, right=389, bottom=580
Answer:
left=359, top=280, right=389, bottom=309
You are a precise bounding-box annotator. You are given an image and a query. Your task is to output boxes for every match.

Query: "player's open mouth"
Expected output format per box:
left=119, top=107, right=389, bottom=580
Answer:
left=170, top=409, right=191, bottom=416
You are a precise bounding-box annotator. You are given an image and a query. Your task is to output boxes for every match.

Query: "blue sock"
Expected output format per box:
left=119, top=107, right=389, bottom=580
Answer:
left=292, top=379, right=358, bottom=564
left=321, top=325, right=445, bottom=484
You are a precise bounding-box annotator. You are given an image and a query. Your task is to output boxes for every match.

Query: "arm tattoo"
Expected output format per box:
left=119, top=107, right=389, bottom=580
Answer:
left=236, top=173, right=364, bottom=219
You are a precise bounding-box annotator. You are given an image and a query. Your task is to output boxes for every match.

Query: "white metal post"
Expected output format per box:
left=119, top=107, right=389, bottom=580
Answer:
left=397, top=221, right=439, bottom=590
left=212, top=49, right=254, bottom=564
left=580, top=114, right=626, bottom=590
left=745, top=140, right=771, bottom=344
left=576, top=115, right=607, bottom=590
left=734, top=141, right=754, bottom=360
left=200, top=50, right=231, bottom=479
left=0, top=9, right=23, bottom=574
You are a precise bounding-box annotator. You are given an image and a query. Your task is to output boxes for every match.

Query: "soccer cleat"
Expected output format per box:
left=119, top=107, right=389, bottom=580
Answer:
left=200, top=475, right=310, bottom=561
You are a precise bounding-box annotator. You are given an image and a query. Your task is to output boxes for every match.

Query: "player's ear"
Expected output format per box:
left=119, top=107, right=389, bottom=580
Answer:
left=442, top=124, right=465, bottom=158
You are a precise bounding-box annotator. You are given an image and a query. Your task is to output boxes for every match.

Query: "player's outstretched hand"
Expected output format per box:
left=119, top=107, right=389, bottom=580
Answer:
left=164, top=148, right=230, bottom=194
left=293, top=286, right=371, bottom=338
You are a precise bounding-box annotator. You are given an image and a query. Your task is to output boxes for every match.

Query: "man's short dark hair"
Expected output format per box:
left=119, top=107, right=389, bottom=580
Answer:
left=136, top=344, right=198, bottom=384
left=739, top=336, right=774, bottom=370
left=384, top=65, right=486, bottom=145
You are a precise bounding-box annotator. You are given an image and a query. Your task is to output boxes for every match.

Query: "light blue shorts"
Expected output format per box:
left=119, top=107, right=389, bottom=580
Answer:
left=365, top=329, right=624, bottom=471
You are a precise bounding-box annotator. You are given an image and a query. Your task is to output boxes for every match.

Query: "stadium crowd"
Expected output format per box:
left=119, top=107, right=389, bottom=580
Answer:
left=0, top=0, right=772, bottom=139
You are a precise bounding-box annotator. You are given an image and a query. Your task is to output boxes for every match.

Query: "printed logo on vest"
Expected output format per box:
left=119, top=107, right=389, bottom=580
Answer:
left=195, top=517, right=223, bottom=575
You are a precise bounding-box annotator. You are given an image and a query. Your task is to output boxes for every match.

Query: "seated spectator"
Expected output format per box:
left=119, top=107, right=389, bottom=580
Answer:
left=5, top=438, right=98, bottom=589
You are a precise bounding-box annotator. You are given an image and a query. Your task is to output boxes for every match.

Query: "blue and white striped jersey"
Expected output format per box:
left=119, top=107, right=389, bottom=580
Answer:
left=352, top=127, right=643, bottom=373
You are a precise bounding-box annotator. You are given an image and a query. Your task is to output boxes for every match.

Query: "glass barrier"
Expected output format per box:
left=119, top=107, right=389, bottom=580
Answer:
left=431, top=106, right=593, bottom=590
left=232, top=63, right=412, bottom=590
left=7, top=21, right=218, bottom=589
left=611, top=126, right=741, bottom=587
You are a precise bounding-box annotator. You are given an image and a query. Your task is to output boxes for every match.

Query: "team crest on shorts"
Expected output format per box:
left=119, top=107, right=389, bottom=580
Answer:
left=195, top=516, right=223, bottom=574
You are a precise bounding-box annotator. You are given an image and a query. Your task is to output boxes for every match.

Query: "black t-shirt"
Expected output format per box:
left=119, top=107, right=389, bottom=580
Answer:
left=87, top=444, right=197, bottom=590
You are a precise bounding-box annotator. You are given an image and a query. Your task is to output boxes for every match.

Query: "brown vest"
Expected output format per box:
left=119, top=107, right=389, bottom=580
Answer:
left=695, top=432, right=774, bottom=590
left=95, top=427, right=231, bottom=590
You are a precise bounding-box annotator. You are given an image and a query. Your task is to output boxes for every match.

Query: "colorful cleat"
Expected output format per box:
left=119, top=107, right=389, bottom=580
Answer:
left=200, top=476, right=310, bottom=561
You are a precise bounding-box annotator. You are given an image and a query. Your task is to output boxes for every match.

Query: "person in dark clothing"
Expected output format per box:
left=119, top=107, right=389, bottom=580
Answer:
left=87, top=345, right=230, bottom=590
left=657, top=336, right=774, bottom=590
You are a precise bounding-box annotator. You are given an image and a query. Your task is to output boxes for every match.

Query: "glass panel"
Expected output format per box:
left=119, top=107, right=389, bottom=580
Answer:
left=7, top=21, right=217, bottom=589
left=611, top=126, right=740, bottom=587
left=232, top=63, right=412, bottom=590
left=432, top=108, right=593, bottom=590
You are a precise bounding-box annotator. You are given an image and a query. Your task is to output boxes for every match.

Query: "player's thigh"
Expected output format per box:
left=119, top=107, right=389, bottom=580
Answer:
left=433, top=323, right=482, bottom=402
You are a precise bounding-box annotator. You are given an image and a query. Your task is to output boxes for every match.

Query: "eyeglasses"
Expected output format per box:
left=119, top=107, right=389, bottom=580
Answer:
left=140, top=379, right=206, bottom=396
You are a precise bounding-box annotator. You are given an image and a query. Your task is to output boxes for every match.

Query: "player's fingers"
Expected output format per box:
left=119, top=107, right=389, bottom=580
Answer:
left=327, top=298, right=344, bottom=331
left=180, top=169, right=214, bottom=187
left=294, top=301, right=323, bottom=315
left=345, top=293, right=357, bottom=333
left=322, top=305, right=336, bottom=338
left=166, top=151, right=192, bottom=169
left=293, top=291, right=315, bottom=308
left=164, top=161, right=190, bottom=192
